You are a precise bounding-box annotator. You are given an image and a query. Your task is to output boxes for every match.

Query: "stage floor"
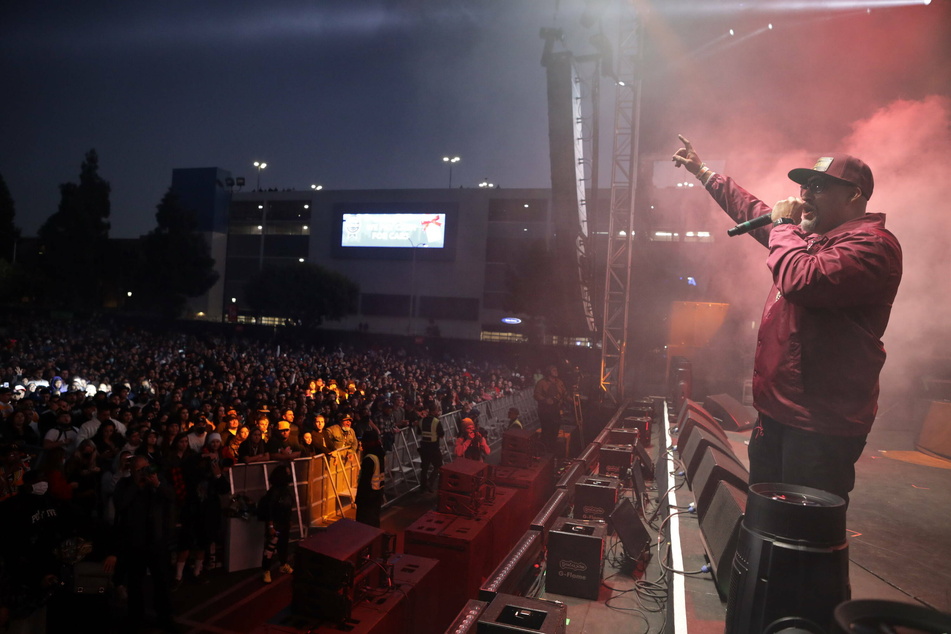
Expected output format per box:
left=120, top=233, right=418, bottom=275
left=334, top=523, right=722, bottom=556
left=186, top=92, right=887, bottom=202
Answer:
left=158, top=399, right=951, bottom=633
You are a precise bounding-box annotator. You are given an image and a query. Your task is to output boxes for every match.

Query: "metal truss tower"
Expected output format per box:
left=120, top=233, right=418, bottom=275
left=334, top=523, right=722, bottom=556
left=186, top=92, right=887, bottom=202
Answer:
left=599, top=14, right=642, bottom=403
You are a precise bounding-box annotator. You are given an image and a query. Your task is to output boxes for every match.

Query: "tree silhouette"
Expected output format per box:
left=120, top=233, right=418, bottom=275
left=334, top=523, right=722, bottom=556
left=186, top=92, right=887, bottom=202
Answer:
left=0, top=173, right=20, bottom=264
left=133, top=188, right=219, bottom=318
left=37, top=149, right=111, bottom=308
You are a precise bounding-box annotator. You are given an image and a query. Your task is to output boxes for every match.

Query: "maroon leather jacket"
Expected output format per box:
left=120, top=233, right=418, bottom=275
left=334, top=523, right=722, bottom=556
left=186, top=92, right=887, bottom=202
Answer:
left=707, top=174, right=902, bottom=436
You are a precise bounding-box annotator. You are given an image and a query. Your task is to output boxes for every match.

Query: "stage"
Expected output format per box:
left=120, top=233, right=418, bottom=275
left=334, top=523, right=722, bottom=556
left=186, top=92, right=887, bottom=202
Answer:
left=161, top=397, right=951, bottom=634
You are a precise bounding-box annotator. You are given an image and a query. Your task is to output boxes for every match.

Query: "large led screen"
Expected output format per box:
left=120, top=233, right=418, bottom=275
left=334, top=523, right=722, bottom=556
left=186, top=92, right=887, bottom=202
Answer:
left=331, top=202, right=457, bottom=261
left=341, top=213, right=446, bottom=249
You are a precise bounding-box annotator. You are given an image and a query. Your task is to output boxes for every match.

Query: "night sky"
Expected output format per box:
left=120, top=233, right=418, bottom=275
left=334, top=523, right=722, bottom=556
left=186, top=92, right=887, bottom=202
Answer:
left=2, top=0, right=949, bottom=243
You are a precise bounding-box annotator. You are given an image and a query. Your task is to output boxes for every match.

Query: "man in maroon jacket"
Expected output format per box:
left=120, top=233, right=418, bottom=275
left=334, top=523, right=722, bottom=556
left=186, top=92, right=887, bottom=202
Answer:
left=672, top=135, right=903, bottom=505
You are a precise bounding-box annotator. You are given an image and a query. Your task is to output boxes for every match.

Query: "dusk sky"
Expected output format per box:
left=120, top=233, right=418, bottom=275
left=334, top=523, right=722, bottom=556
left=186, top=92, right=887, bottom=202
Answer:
left=2, top=0, right=949, bottom=241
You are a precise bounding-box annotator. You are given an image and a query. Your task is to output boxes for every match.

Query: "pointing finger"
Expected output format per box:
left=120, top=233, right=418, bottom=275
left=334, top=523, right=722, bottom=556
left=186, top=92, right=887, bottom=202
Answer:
left=677, top=134, right=692, bottom=150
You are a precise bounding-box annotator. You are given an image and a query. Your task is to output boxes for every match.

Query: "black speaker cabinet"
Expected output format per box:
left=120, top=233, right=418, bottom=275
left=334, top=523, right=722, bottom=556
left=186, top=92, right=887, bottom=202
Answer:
left=704, top=393, right=755, bottom=432
left=605, top=427, right=640, bottom=446
left=676, top=400, right=729, bottom=445
left=441, top=459, right=489, bottom=494
left=477, top=593, right=568, bottom=634
left=680, top=426, right=740, bottom=487
left=697, top=479, right=747, bottom=600
left=574, top=475, right=620, bottom=521
left=438, top=485, right=489, bottom=518
left=545, top=517, right=606, bottom=600
left=619, top=415, right=652, bottom=441
left=502, top=427, right=536, bottom=455
left=692, top=446, right=749, bottom=522
left=597, top=444, right=633, bottom=479
left=292, top=519, right=387, bottom=621
left=294, top=518, right=385, bottom=589
left=625, top=399, right=655, bottom=418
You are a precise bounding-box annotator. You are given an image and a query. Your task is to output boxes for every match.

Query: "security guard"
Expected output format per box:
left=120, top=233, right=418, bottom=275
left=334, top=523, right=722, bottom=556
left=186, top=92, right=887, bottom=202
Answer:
left=355, top=430, right=385, bottom=527
left=506, top=407, right=523, bottom=430
left=417, top=403, right=444, bottom=492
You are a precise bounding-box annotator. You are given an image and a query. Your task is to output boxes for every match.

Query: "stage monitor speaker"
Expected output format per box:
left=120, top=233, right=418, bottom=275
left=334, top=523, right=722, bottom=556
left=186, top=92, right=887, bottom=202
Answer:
left=680, top=427, right=740, bottom=487
left=676, top=397, right=712, bottom=431
left=477, top=592, right=568, bottom=634
left=608, top=498, right=652, bottom=564
left=915, top=400, right=951, bottom=460
left=692, top=447, right=749, bottom=523
left=677, top=405, right=730, bottom=451
left=546, top=518, right=606, bottom=600
left=704, top=393, right=756, bottom=432
left=697, top=480, right=747, bottom=600
left=725, top=483, right=849, bottom=634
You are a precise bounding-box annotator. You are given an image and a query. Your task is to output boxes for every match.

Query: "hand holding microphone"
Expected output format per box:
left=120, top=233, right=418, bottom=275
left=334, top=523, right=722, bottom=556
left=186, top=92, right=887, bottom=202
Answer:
left=727, top=197, right=805, bottom=237
left=771, top=197, right=805, bottom=224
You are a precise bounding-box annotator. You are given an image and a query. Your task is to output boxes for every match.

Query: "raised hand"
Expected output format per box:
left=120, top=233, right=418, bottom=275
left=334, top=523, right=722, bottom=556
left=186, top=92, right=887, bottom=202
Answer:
left=672, top=134, right=703, bottom=175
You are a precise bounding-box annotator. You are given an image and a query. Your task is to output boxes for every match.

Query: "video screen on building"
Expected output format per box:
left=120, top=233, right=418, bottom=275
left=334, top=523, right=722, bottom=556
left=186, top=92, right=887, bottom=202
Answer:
left=340, top=212, right=446, bottom=249
left=331, top=202, right=457, bottom=261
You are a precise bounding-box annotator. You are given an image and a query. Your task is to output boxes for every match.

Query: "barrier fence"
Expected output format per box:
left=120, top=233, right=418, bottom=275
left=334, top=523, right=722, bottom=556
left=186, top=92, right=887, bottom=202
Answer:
left=223, top=389, right=540, bottom=570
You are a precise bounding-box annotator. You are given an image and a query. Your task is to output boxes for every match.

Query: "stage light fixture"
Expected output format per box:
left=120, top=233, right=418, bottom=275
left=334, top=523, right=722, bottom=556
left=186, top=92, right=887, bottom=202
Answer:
left=725, top=483, right=849, bottom=634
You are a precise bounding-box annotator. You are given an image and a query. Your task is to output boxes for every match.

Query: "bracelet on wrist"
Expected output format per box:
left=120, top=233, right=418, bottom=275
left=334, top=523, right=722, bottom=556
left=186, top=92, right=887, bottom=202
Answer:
left=773, top=218, right=796, bottom=226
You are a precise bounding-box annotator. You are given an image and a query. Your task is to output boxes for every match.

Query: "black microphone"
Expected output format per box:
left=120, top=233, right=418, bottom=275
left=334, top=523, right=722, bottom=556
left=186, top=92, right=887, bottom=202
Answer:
left=727, top=213, right=773, bottom=237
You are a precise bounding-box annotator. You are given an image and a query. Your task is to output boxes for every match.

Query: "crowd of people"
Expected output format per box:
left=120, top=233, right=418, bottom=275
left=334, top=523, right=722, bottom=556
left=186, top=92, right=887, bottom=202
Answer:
left=0, top=316, right=537, bottom=632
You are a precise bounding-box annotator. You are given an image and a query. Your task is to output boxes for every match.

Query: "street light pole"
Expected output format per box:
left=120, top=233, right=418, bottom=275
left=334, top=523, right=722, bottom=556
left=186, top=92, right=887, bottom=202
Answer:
left=408, top=239, right=427, bottom=334
left=253, top=161, right=267, bottom=190
left=442, top=156, right=460, bottom=188
left=257, top=202, right=267, bottom=270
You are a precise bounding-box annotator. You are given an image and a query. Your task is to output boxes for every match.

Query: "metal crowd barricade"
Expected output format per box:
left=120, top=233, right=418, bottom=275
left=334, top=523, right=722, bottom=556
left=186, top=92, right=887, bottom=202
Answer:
left=225, top=388, right=539, bottom=531
left=381, top=388, right=539, bottom=508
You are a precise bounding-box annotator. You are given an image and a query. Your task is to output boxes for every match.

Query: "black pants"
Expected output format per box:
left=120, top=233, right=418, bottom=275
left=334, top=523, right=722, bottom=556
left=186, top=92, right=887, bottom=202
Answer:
left=261, top=521, right=291, bottom=570
left=124, top=545, right=174, bottom=628
left=748, top=414, right=867, bottom=506
left=419, top=443, right=442, bottom=489
left=538, top=406, right=561, bottom=450
left=356, top=489, right=383, bottom=527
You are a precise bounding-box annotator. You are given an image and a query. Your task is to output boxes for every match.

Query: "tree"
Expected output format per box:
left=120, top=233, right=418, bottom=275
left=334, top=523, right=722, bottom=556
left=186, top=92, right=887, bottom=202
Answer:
left=244, top=262, right=359, bottom=328
left=37, top=149, right=111, bottom=308
left=133, top=188, right=219, bottom=318
left=0, top=173, right=20, bottom=263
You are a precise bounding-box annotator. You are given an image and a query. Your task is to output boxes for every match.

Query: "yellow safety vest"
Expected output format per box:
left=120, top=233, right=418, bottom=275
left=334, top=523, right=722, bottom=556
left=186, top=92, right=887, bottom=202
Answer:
left=421, top=416, right=440, bottom=443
